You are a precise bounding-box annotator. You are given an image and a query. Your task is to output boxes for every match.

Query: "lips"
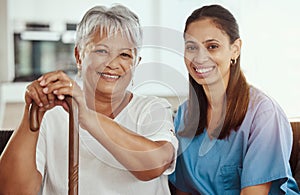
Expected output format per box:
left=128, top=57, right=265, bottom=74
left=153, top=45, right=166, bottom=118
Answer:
left=192, top=63, right=215, bottom=76
left=195, top=66, right=214, bottom=74
left=97, top=72, right=121, bottom=80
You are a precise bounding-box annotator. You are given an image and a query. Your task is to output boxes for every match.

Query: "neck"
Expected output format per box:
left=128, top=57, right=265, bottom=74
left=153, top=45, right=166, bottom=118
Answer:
left=88, top=91, right=132, bottom=119
left=203, top=83, right=227, bottom=137
left=203, top=83, right=226, bottom=109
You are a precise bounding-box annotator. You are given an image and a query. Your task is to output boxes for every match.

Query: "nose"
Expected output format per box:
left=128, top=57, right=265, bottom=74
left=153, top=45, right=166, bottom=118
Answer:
left=105, top=53, right=120, bottom=70
left=193, top=46, right=209, bottom=64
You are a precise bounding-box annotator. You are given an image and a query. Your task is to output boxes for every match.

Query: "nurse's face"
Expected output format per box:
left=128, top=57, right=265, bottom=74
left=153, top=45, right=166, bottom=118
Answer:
left=184, top=18, right=240, bottom=89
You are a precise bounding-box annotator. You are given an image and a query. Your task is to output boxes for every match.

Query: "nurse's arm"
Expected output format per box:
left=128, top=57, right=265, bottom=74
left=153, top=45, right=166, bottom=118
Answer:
left=175, top=189, right=191, bottom=195
left=240, top=182, right=271, bottom=195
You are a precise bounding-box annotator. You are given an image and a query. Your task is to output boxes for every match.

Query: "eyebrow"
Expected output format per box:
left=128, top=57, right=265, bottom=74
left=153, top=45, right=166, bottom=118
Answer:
left=94, top=44, right=134, bottom=52
left=94, top=43, right=109, bottom=48
left=185, top=39, right=220, bottom=44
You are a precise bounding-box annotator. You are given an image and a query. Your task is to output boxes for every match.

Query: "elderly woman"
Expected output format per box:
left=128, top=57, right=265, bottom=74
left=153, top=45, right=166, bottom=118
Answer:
left=0, top=5, right=177, bottom=195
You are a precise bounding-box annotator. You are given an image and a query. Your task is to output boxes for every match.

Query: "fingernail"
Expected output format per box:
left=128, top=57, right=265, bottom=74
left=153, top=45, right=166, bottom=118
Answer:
left=58, top=95, right=65, bottom=100
left=49, top=101, right=53, bottom=104
left=53, top=90, right=58, bottom=94
left=43, top=87, right=48, bottom=93
left=40, top=80, right=45, bottom=86
left=39, top=103, right=43, bottom=107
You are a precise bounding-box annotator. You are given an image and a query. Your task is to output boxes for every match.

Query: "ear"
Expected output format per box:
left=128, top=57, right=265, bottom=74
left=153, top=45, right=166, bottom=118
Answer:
left=74, top=46, right=82, bottom=64
left=74, top=46, right=82, bottom=70
left=136, top=56, right=142, bottom=67
left=135, top=56, right=142, bottom=67
left=231, top=38, right=242, bottom=59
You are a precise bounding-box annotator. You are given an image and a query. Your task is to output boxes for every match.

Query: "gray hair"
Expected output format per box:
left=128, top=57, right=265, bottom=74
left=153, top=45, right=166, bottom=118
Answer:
left=75, top=4, right=142, bottom=54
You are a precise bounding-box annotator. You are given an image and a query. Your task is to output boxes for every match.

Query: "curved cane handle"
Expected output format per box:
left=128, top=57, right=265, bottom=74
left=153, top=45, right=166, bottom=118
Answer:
left=29, top=96, right=79, bottom=195
left=29, top=102, right=40, bottom=131
left=29, top=96, right=73, bottom=131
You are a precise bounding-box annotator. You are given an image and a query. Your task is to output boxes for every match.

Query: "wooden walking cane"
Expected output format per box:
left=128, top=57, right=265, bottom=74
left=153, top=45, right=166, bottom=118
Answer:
left=29, top=96, right=79, bottom=195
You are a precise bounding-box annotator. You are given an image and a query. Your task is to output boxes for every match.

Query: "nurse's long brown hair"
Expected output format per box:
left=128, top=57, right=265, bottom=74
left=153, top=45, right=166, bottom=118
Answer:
left=180, top=4, right=250, bottom=139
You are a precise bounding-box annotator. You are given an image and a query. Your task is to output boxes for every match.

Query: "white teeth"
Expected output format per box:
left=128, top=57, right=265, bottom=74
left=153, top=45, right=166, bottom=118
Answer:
left=98, top=72, right=120, bottom=79
left=195, top=67, right=213, bottom=73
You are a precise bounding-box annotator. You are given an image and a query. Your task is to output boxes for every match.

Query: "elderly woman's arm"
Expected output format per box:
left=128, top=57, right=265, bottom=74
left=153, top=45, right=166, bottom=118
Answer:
left=0, top=105, right=42, bottom=194
left=39, top=71, right=176, bottom=181
left=0, top=80, right=58, bottom=194
left=83, top=110, right=175, bottom=181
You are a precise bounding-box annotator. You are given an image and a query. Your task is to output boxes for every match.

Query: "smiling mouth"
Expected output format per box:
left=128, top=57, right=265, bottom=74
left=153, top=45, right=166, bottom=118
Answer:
left=97, top=72, right=120, bottom=80
left=194, top=66, right=214, bottom=74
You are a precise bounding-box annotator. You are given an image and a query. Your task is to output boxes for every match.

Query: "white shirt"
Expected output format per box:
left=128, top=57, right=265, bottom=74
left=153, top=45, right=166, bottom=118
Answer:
left=36, top=93, right=178, bottom=195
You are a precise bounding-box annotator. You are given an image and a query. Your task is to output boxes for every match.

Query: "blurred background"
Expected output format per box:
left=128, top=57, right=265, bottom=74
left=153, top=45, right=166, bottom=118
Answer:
left=1, top=0, right=300, bottom=129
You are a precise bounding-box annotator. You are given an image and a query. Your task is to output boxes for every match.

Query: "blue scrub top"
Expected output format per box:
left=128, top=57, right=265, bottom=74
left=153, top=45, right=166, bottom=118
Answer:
left=169, top=87, right=300, bottom=195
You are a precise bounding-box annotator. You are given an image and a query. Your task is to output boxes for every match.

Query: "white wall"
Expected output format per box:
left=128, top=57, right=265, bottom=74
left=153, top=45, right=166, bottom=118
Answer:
left=0, top=0, right=14, bottom=82
left=9, top=0, right=157, bottom=27
left=239, top=0, right=300, bottom=118
left=5, top=0, right=300, bottom=118
left=156, top=0, right=300, bottom=118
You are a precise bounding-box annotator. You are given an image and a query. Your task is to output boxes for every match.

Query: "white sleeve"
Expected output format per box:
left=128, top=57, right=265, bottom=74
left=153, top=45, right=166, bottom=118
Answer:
left=35, top=118, right=47, bottom=177
left=137, top=98, right=178, bottom=175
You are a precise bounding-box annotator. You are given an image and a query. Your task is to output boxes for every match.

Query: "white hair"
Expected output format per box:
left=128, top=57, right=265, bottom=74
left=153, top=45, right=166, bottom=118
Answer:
left=75, top=4, right=142, bottom=55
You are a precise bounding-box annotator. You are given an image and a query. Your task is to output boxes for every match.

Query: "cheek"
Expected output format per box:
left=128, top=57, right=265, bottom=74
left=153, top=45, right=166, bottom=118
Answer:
left=184, top=52, right=192, bottom=65
left=123, top=68, right=134, bottom=83
left=82, top=55, right=106, bottom=72
left=184, top=55, right=193, bottom=72
left=184, top=50, right=193, bottom=61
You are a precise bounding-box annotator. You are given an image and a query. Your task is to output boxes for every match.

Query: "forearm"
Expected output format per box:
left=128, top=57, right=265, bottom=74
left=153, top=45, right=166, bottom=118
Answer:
left=84, top=111, right=174, bottom=180
left=240, top=182, right=271, bottom=195
left=175, top=189, right=192, bottom=195
left=0, top=105, right=42, bottom=194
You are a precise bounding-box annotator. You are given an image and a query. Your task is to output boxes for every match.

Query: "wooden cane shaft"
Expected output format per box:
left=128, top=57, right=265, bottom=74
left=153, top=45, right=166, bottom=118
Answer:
left=29, top=96, right=79, bottom=195
left=66, top=97, right=79, bottom=195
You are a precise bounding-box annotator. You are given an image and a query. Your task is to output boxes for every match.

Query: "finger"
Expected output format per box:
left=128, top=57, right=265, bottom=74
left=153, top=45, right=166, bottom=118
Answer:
left=39, top=70, right=67, bottom=87
left=25, top=87, right=33, bottom=105
left=37, top=87, right=50, bottom=108
left=43, top=80, right=74, bottom=95
left=53, top=85, right=75, bottom=98
left=47, top=93, right=56, bottom=107
left=25, top=86, right=44, bottom=107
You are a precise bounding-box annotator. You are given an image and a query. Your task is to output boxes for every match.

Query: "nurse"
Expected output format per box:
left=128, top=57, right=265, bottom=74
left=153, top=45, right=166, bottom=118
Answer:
left=169, top=4, right=299, bottom=195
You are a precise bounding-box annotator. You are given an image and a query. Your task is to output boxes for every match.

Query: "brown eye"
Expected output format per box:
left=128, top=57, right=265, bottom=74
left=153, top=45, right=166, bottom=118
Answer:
left=207, top=44, right=219, bottom=50
left=94, top=49, right=108, bottom=54
left=120, top=53, right=132, bottom=58
left=185, top=45, right=198, bottom=52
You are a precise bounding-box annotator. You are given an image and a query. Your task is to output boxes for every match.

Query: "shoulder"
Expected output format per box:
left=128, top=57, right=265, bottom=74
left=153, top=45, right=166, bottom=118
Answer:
left=173, top=100, right=188, bottom=132
left=248, top=86, right=288, bottom=120
left=243, top=86, right=291, bottom=137
left=131, top=93, right=172, bottom=110
left=174, top=101, right=188, bottom=119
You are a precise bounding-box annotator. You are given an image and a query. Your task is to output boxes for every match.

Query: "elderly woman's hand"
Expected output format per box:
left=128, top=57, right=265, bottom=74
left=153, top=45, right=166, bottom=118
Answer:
left=25, top=79, right=56, bottom=112
left=38, top=70, right=94, bottom=130
left=37, top=70, right=85, bottom=112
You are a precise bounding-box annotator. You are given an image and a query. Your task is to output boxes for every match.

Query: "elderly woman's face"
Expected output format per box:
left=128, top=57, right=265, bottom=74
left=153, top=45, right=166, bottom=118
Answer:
left=81, top=29, right=137, bottom=98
